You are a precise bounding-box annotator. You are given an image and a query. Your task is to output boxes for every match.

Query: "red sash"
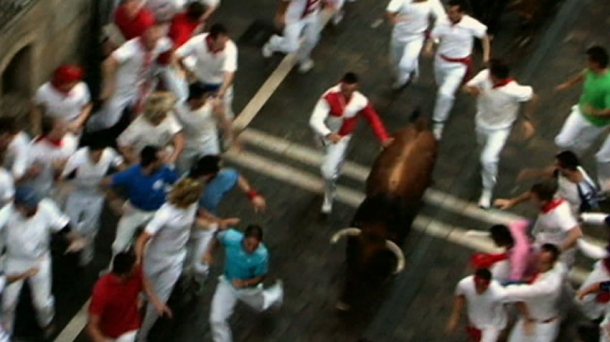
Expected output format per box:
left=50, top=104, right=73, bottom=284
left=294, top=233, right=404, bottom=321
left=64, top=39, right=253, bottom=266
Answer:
left=440, top=54, right=473, bottom=84
left=466, top=326, right=482, bottom=342
left=301, top=0, right=320, bottom=18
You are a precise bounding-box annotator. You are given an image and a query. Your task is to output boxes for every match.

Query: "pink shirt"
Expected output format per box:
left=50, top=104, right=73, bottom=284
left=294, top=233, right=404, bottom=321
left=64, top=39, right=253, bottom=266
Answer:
left=507, top=220, right=533, bottom=282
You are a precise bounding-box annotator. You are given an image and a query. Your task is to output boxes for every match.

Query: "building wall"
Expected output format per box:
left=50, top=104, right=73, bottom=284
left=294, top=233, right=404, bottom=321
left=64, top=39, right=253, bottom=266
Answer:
left=0, top=0, right=92, bottom=118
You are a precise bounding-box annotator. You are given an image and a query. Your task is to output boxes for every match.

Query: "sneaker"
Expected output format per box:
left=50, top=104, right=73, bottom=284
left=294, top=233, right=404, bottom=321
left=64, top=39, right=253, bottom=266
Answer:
left=262, top=41, right=273, bottom=58
left=332, top=10, right=344, bottom=25
left=432, top=123, right=444, bottom=140
left=298, top=59, right=314, bottom=74
left=478, top=190, right=492, bottom=209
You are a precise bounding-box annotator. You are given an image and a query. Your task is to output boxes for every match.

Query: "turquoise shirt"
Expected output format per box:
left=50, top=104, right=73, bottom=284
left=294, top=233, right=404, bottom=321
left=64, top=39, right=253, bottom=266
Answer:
left=218, top=229, right=268, bottom=282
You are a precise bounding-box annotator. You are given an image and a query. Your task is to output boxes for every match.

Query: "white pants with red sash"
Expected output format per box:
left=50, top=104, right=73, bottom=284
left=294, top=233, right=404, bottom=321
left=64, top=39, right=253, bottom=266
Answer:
left=267, top=14, right=320, bottom=63
left=433, top=54, right=470, bottom=124
left=390, top=34, right=425, bottom=85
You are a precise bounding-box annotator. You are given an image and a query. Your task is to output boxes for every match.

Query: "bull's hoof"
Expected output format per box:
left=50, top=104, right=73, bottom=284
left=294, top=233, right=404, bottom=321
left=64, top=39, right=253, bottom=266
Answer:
left=336, top=301, right=351, bottom=311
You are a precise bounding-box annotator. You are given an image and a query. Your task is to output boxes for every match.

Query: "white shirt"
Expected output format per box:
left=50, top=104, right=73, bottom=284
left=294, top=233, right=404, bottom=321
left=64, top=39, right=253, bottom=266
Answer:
left=111, top=38, right=172, bottom=101
left=0, top=199, right=70, bottom=262
left=3, top=132, right=30, bottom=176
left=467, top=70, right=534, bottom=130
left=455, top=276, right=507, bottom=329
left=117, top=113, right=183, bottom=154
left=144, top=203, right=197, bottom=259
left=430, top=15, right=487, bottom=59
left=61, top=147, right=124, bottom=194
left=0, top=169, right=14, bottom=205
left=309, top=85, right=372, bottom=137
left=284, top=0, right=321, bottom=23
left=532, top=199, right=578, bottom=247
left=0, top=275, right=8, bottom=342
left=146, top=0, right=187, bottom=20
left=175, top=33, right=238, bottom=85
left=557, top=166, right=597, bottom=215
left=386, top=0, right=445, bottom=40
left=174, top=101, right=220, bottom=155
left=33, top=82, right=91, bottom=122
left=13, top=134, right=78, bottom=197
left=503, top=265, right=563, bottom=320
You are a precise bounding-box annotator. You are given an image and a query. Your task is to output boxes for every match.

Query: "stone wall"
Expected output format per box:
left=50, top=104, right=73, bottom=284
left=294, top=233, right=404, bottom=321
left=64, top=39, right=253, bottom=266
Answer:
left=0, top=0, right=93, bottom=117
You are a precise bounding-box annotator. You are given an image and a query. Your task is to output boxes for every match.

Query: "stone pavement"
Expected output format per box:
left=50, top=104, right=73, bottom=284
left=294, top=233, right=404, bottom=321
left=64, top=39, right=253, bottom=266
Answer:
left=9, top=0, right=610, bottom=341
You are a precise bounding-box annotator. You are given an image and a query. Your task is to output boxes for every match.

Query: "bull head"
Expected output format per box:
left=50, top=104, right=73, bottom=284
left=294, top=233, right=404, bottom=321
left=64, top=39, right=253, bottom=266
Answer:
left=330, top=227, right=405, bottom=274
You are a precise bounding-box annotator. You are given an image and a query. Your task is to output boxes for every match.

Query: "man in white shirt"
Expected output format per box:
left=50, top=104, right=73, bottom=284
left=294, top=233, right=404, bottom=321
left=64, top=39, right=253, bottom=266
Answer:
left=529, top=180, right=583, bottom=268
left=0, top=187, right=84, bottom=337
left=503, top=243, right=564, bottom=342
left=32, top=65, right=92, bottom=135
left=447, top=268, right=507, bottom=342
left=12, top=116, right=78, bottom=200
left=262, top=0, right=328, bottom=73
left=59, top=141, right=125, bottom=266
left=117, top=92, right=184, bottom=165
left=309, top=73, right=394, bottom=214
left=86, top=23, right=171, bottom=144
left=0, top=164, right=14, bottom=207
left=386, top=0, right=445, bottom=89
left=0, top=117, right=30, bottom=177
left=463, top=60, right=537, bottom=208
left=175, top=23, right=238, bottom=120
left=424, top=0, right=491, bottom=140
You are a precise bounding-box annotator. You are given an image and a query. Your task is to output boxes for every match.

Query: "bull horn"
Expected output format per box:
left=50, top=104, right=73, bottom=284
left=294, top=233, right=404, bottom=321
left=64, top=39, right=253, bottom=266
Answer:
left=330, top=228, right=362, bottom=244
left=385, top=240, right=406, bottom=274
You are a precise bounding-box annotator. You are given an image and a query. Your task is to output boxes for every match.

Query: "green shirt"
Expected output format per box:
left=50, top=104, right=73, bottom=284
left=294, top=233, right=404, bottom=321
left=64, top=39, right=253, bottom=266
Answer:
left=580, top=69, right=610, bottom=127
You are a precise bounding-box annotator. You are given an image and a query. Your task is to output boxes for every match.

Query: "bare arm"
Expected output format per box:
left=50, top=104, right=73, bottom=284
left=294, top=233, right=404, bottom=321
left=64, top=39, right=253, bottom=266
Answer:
left=100, top=57, right=119, bottom=101
left=135, top=232, right=152, bottom=265
left=86, top=315, right=110, bottom=342
left=167, top=132, right=185, bottom=165
left=562, top=226, right=583, bottom=251
left=446, top=295, right=465, bottom=333
left=142, top=269, right=172, bottom=318
left=494, top=191, right=533, bottom=210
left=218, top=72, right=235, bottom=99
left=523, top=93, right=539, bottom=120
left=480, top=35, right=491, bottom=63
left=556, top=70, right=585, bottom=92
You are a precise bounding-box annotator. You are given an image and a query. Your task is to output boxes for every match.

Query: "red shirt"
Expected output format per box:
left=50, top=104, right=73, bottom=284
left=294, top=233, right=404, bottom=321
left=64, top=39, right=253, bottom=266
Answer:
left=114, top=4, right=155, bottom=40
left=158, top=13, right=201, bottom=65
left=89, top=268, right=143, bottom=338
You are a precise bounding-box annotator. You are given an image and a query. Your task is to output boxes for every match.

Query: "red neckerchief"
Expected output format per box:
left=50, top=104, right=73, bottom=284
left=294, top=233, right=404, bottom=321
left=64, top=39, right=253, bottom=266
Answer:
left=35, top=135, right=63, bottom=147
left=492, top=78, right=515, bottom=89
left=205, top=35, right=224, bottom=55
left=50, top=82, right=72, bottom=96
left=465, top=326, right=482, bottom=342
left=540, top=198, right=564, bottom=214
left=527, top=271, right=540, bottom=284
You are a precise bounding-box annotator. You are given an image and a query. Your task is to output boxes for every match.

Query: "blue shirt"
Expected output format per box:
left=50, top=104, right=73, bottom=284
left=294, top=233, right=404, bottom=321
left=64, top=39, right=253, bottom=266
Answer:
left=218, top=229, right=268, bottom=282
left=198, top=168, right=239, bottom=214
left=111, top=165, right=178, bottom=211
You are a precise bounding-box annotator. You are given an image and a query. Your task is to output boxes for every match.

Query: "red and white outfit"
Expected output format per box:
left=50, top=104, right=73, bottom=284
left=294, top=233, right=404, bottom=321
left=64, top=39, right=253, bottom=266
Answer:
left=531, top=198, right=580, bottom=267
left=33, top=82, right=91, bottom=124
left=503, top=264, right=564, bottom=342
left=12, top=134, right=78, bottom=200
left=387, top=0, right=445, bottom=87
left=455, top=276, right=507, bottom=342
left=263, top=0, right=322, bottom=71
left=309, top=85, right=389, bottom=212
left=465, top=69, right=534, bottom=207
left=430, top=15, right=487, bottom=139
left=87, top=37, right=172, bottom=132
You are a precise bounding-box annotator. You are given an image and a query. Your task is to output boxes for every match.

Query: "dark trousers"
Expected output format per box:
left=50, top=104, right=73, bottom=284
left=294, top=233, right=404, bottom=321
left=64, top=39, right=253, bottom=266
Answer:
left=80, top=105, right=133, bottom=149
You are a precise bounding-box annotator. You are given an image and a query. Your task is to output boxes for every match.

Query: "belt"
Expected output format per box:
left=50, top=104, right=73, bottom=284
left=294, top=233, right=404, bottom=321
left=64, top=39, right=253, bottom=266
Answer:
left=439, top=54, right=474, bottom=84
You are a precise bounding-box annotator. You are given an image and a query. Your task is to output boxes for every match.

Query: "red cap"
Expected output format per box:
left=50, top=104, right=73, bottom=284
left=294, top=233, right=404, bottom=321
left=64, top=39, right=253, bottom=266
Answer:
left=52, top=65, right=84, bottom=86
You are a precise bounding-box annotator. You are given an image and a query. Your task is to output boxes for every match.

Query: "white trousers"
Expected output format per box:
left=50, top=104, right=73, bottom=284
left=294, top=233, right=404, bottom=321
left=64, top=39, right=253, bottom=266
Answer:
left=267, top=14, right=320, bottom=63
left=508, top=318, right=559, bottom=342
left=112, top=205, right=156, bottom=257
left=476, top=325, right=502, bottom=342
left=87, top=92, right=135, bottom=132
left=185, top=228, right=217, bottom=280
left=113, top=330, right=138, bottom=342
left=320, top=136, right=351, bottom=181
left=210, top=276, right=283, bottom=342
left=65, top=192, right=105, bottom=265
left=138, top=254, right=185, bottom=342
left=2, top=256, right=54, bottom=333
left=390, top=35, right=424, bottom=84
left=476, top=125, right=511, bottom=192
left=433, top=57, right=468, bottom=123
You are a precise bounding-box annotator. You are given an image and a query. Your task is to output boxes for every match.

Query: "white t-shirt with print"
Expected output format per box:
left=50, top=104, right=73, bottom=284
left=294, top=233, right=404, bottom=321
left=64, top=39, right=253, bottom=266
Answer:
left=175, top=33, right=238, bottom=85
left=61, top=147, right=124, bottom=194
left=467, top=69, right=534, bottom=130
left=33, top=82, right=91, bottom=122
left=455, top=276, right=507, bottom=329
left=117, top=113, right=183, bottom=154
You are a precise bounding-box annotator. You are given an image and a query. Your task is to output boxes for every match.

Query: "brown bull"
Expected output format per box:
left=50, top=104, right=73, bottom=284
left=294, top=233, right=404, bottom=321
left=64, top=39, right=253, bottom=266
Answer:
left=330, top=117, right=437, bottom=310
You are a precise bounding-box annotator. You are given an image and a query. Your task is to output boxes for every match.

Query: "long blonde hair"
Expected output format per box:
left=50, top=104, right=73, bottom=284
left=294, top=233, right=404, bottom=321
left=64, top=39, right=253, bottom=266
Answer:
left=167, top=178, right=204, bottom=208
left=143, top=92, right=176, bottom=124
